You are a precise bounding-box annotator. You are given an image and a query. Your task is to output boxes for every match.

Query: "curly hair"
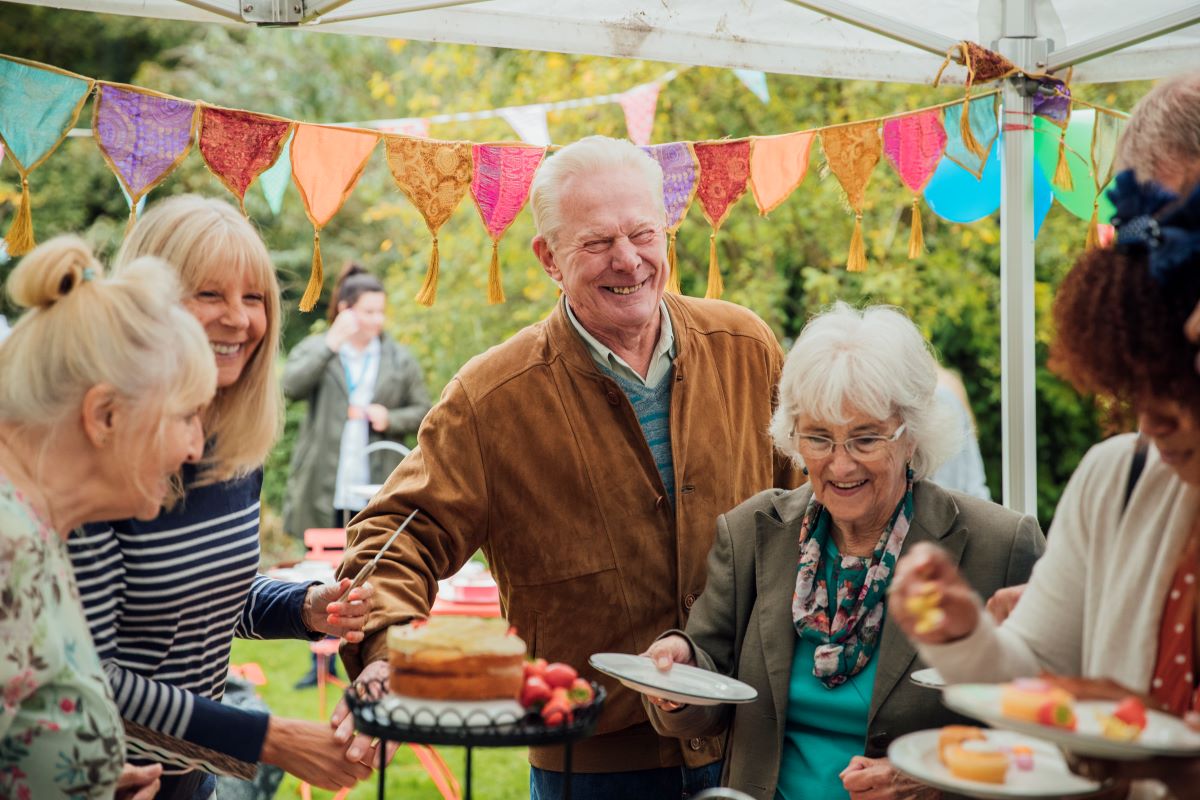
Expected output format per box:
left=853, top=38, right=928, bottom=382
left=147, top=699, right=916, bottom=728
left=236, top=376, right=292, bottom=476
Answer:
left=1051, top=246, right=1200, bottom=415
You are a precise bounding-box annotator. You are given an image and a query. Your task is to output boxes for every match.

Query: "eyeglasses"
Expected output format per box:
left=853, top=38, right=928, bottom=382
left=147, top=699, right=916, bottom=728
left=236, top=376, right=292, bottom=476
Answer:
left=788, top=423, right=907, bottom=460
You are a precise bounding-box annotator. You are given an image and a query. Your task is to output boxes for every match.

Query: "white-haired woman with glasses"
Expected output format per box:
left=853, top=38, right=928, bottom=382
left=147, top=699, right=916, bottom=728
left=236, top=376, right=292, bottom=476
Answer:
left=642, top=303, right=1045, bottom=800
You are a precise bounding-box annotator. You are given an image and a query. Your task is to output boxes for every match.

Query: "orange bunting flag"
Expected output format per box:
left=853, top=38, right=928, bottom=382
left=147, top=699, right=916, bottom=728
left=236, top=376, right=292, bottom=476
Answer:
left=290, top=123, right=380, bottom=311
left=882, top=111, right=947, bottom=258
left=821, top=122, right=882, bottom=272
left=749, top=131, right=814, bottom=215
left=199, top=107, right=292, bottom=214
left=385, top=136, right=473, bottom=306
left=471, top=144, right=546, bottom=304
left=693, top=139, right=751, bottom=299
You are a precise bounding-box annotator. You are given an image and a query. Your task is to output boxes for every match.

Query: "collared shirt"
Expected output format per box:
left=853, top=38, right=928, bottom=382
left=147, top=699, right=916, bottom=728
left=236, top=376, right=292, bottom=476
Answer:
left=565, top=300, right=676, bottom=387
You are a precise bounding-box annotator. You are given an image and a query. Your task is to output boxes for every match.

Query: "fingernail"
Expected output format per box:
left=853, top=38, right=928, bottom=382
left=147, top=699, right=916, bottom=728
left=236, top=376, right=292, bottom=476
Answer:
left=348, top=748, right=361, bottom=759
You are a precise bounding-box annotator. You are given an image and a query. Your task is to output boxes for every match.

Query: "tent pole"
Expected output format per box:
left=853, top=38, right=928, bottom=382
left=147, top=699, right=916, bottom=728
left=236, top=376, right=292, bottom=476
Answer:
left=997, top=0, right=1042, bottom=517
left=782, top=0, right=956, bottom=58
left=1048, top=7, right=1200, bottom=72
left=174, top=0, right=242, bottom=23
left=316, top=0, right=493, bottom=25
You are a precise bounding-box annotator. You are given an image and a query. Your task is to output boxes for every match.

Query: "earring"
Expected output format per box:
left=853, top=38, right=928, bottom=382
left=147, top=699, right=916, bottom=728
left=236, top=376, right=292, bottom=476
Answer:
left=905, top=462, right=914, bottom=481
left=801, top=466, right=809, bottom=476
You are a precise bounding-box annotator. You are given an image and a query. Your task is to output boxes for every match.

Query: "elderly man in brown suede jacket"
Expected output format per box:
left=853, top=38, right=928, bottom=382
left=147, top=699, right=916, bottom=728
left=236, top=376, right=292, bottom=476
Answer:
left=333, top=135, right=798, bottom=799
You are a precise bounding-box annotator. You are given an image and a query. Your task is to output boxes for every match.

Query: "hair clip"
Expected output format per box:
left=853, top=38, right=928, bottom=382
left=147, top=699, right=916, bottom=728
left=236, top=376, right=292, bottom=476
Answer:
left=81, top=267, right=96, bottom=282
left=1108, top=169, right=1200, bottom=285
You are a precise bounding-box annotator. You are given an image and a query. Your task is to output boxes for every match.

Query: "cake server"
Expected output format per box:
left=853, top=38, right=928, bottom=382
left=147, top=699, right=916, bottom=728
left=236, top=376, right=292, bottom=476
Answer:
left=339, top=507, right=419, bottom=601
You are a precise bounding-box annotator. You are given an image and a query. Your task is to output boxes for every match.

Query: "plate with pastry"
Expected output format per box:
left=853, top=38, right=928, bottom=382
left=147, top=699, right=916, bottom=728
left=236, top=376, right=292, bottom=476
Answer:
left=910, top=667, right=946, bottom=689
left=889, top=726, right=1101, bottom=798
left=943, top=679, right=1200, bottom=760
left=589, top=653, right=757, bottom=706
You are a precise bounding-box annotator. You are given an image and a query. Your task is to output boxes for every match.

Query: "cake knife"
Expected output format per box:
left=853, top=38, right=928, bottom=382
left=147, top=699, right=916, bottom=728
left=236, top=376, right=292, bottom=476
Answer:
left=339, top=507, right=419, bottom=601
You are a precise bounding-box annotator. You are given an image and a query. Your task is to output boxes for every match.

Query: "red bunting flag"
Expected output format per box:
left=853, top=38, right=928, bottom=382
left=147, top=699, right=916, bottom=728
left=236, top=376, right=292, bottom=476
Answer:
left=693, top=139, right=751, bottom=299
left=199, top=107, right=292, bottom=213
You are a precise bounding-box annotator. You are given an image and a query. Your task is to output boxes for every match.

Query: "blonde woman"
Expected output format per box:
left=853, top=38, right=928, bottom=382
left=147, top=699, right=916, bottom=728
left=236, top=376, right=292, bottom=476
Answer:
left=0, top=236, right=215, bottom=799
left=66, top=196, right=373, bottom=800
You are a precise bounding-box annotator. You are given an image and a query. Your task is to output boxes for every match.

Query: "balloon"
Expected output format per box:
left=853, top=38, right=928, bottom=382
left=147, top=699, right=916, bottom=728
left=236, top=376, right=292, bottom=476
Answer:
left=1033, top=158, right=1053, bottom=238
left=924, top=137, right=1001, bottom=223
left=1033, top=111, right=1116, bottom=223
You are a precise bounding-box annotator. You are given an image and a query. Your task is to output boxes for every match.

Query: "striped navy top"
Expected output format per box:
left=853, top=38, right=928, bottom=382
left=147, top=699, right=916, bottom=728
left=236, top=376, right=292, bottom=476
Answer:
left=68, top=465, right=316, bottom=766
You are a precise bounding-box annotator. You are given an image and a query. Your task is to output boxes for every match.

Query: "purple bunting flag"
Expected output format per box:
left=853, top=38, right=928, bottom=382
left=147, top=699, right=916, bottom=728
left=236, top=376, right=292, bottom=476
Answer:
left=94, top=84, right=196, bottom=207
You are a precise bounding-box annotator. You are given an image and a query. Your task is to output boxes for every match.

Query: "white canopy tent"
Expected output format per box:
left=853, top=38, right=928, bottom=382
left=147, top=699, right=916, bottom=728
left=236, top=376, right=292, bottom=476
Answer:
left=10, top=0, right=1200, bottom=516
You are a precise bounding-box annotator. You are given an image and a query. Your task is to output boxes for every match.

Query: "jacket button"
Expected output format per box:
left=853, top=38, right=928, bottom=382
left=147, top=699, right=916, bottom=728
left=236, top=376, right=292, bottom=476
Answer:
left=689, top=737, right=704, bottom=750
left=684, top=593, right=696, bottom=610
left=605, top=390, right=620, bottom=405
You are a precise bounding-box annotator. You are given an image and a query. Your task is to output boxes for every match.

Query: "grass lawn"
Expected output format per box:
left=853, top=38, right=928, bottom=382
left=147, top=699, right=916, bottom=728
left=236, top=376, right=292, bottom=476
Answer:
left=229, top=638, right=530, bottom=799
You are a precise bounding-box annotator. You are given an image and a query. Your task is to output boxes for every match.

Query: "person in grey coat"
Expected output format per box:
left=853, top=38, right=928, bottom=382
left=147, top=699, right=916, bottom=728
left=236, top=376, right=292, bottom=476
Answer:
left=282, top=263, right=431, bottom=538
left=643, top=304, right=1044, bottom=800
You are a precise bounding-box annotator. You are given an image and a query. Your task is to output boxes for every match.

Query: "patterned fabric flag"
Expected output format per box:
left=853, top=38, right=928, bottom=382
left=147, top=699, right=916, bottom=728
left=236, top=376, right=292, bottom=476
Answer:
left=943, top=96, right=998, bottom=179
left=1086, top=110, right=1128, bottom=248
left=471, top=144, right=546, bottom=304
left=732, top=69, right=770, bottom=104
left=290, top=123, right=380, bottom=311
left=882, top=111, right=947, bottom=258
left=749, top=131, right=814, bottom=215
left=94, top=83, right=196, bottom=224
left=258, top=130, right=293, bottom=216
left=642, top=142, right=699, bottom=293
left=385, top=136, right=473, bottom=306
left=619, top=83, right=662, bottom=146
left=821, top=122, right=882, bottom=272
left=693, top=139, right=751, bottom=299
left=0, top=57, right=93, bottom=254
left=199, top=107, right=292, bottom=213
left=498, top=105, right=551, bottom=147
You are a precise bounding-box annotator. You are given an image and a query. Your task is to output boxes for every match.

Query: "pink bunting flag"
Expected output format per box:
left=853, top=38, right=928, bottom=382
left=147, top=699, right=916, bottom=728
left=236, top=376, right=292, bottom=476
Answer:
left=471, top=143, right=546, bottom=303
left=378, top=118, right=431, bottom=138
left=882, top=111, right=947, bottom=258
left=619, top=83, right=662, bottom=146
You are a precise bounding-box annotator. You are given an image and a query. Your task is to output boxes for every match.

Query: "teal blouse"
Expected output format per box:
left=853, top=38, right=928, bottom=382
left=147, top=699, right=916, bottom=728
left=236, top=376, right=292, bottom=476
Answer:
left=775, top=535, right=880, bottom=800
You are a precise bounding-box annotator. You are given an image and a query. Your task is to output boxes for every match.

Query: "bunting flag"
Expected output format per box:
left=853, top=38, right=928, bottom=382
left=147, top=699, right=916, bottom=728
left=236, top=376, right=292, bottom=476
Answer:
left=693, top=139, right=751, bottom=299
left=385, top=136, right=473, bottom=306
left=933, top=41, right=1018, bottom=160
left=471, top=144, right=546, bottom=303
left=1086, top=110, right=1127, bottom=248
left=498, top=105, right=551, bottom=147
left=290, top=123, right=380, bottom=311
left=93, top=83, right=196, bottom=229
left=642, top=142, right=699, bottom=293
left=821, top=122, right=882, bottom=272
left=943, top=96, right=998, bottom=179
left=378, top=118, right=431, bottom=138
left=749, top=131, right=814, bottom=216
left=199, top=107, right=292, bottom=214
left=883, top=111, right=947, bottom=258
left=733, top=69, right=770, bottom=105
left=619, top=83, right=662, bottom=146
left=258, top=129, right=292, bottom=216
left=0, top=56, right=93, bottom=254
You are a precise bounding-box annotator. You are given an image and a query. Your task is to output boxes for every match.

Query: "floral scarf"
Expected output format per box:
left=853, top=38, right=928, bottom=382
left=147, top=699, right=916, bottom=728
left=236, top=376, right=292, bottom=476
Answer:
left=792, top=474, right=914, bottom=688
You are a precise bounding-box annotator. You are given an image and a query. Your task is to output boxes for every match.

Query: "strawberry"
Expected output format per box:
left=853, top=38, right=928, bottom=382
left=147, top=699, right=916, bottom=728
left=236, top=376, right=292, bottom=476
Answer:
left=543, top=662, right=578, bottom=689
left=567, top=677, right=595, bottom=707
left=541, top=688, right=574, bottom=726
left=520, top=676, right=553, bottom=709
left=1113, top=697, right=1147, bottom=731
left=1036, top=699, right=1077, bottom=730
left=523, top=658, right=548, bottom=681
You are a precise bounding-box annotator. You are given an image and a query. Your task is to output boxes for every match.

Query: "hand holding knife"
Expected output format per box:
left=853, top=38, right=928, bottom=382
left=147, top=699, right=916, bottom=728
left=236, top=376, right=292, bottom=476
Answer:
left=339, top=508, right=420, bottom=602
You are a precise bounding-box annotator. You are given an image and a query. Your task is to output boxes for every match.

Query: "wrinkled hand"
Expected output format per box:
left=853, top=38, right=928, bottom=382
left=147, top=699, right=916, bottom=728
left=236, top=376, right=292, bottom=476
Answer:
left=1068, top=711, right=1200, bottom=799
left=365, top=404, right=389, bottom=433
left=889, top=542, right=981, bottom=645
left=262, top=715, right=372, bottom=790
left=985, top=583, right=1026, bottom=624
left=332, top=660, right=397, bottom=770
left=115, top=763, right=162, bottom=800
left=639, top=635, right=695, bottom=712
left=304, top=579, right=374, bottom=642
left=840, top=755, right=940, bottom=800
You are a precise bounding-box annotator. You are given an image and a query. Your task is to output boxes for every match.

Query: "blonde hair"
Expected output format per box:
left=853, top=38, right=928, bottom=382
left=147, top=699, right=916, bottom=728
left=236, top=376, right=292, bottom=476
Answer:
left=1117, top=72, right=1200, bottom=189
left=115, top=195, right=283, bottom=485
left=0, top=236, right=216, bottom=483
left=769, top=303, right=961, bottom=480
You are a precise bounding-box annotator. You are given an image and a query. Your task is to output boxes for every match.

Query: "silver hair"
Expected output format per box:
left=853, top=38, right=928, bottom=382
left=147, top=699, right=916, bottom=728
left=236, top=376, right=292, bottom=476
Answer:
left=769, top=302, right=962, bottom=480
left=1117, top=72, right=1200, bottom=190
left=529, top=135, right=665, bottom=246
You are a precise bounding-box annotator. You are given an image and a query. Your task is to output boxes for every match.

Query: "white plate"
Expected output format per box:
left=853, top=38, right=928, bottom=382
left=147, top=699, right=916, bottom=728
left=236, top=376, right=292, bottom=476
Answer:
left=910, top=667, right=946, bottom=689
left=889, top=728, right=1101, bottom=798
left=362, top=693, right=525, bottom=728
left=588, top=653, right=757, bottom=706
left=943, top=683, right=1200, bottom=760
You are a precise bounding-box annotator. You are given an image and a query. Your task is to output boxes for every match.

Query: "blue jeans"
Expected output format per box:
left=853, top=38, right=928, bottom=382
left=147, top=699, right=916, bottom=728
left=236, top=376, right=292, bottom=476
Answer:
left=530, top=761, right=722, bottom=800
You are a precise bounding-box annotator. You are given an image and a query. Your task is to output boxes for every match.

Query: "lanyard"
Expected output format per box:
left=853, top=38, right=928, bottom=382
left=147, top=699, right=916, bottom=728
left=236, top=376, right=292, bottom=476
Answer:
left=341, top=347, right=375, bottom=398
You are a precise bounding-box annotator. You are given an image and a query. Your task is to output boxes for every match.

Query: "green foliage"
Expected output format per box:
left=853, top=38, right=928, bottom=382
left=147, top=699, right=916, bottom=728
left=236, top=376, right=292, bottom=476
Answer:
left=0, top=10, right=1152, bottom=523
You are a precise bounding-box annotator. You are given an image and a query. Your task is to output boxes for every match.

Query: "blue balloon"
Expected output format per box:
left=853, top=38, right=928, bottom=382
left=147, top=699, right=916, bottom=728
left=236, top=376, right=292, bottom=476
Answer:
left=925, top=137, right=1001, bottom=223
left=1033, top=157, right=1053, bottom=238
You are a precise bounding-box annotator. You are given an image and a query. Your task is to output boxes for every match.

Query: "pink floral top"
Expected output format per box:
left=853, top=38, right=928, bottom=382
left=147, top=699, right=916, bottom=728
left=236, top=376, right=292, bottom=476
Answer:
left=0, top=473, right=124, bottom=799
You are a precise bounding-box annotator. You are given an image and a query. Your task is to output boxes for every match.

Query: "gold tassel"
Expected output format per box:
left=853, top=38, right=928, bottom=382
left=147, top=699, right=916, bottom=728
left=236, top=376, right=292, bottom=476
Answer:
left=908, top=197, right=925, bottom=259
left=1053, top=134, right=1074, bottom=191
left=847, top=213, right=866, bottom=272
left=123, top=204, right=139, bottom=240
left=1085, top=203, right=1100, bottom=250
left=299, top=229, right=324, bottom=312
left=666, top=232, right=681, bottom=294
left=704, top=231, right=723, bottom=300
left=487, top=240, right=505, bottom=304
left=960, top=95, right=988, bottom=160
left=414, top=235, right=440, bottom=307
left=4, top=177, right=35, bottom=256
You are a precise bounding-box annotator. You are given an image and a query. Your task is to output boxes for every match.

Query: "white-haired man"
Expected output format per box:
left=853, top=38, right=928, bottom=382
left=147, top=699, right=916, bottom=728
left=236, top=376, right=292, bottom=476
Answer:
left=335, top=136, right=798, bottom=798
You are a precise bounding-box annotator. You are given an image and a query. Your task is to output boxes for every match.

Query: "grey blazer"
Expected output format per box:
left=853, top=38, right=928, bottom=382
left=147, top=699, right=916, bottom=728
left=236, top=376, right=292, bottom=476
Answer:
left=647, top=480, right=1045, bottom=799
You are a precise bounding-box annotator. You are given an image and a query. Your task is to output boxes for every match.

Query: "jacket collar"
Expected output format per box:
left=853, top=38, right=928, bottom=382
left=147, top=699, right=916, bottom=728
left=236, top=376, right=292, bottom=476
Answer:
left=547, top=292, right=691, bottom=375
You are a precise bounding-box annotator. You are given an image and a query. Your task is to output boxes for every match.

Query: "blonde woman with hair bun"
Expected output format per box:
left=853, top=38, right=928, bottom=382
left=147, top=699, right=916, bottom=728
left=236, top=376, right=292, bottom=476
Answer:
left=0, top=235, right=215, bottom=800
left=66, top=196, right=375, bottom=799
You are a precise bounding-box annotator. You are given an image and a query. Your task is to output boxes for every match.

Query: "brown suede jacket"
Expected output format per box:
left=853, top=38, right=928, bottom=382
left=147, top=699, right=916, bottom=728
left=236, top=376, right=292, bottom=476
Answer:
left=338, top=293, right=799, bottom=772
